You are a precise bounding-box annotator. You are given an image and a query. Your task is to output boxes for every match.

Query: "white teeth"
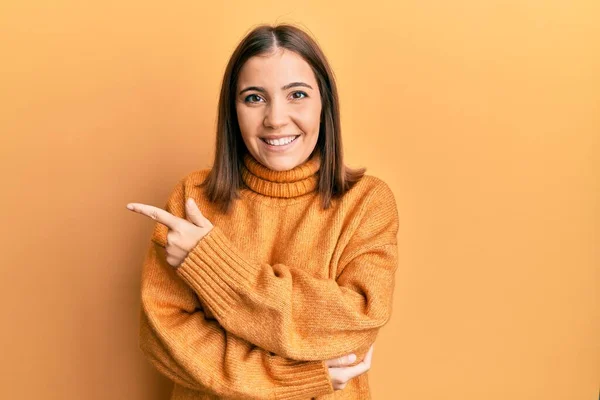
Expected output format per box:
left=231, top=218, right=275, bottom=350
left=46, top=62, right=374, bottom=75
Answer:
left=263, top=136, right=298, bottom=146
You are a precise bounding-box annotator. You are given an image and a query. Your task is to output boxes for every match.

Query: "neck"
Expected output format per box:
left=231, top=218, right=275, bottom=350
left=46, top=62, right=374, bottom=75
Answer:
left=240, top=151, right=321, bottom=198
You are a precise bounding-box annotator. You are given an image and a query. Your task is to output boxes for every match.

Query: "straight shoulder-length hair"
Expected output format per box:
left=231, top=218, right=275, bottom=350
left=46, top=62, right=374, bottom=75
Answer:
left=200, top=23, right=366, bottom=213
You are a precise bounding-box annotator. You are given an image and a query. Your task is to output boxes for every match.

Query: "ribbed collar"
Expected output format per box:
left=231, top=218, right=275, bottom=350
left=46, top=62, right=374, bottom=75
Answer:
left=241, top=151, right=321, bottom=198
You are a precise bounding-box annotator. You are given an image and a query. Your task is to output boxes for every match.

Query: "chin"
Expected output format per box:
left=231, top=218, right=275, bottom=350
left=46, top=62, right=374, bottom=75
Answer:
left=264, top=159, right=296, bottom=171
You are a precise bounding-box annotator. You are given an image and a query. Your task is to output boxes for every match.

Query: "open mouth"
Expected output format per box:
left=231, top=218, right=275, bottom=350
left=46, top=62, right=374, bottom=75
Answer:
left=260, top=135, right=300, bottom=146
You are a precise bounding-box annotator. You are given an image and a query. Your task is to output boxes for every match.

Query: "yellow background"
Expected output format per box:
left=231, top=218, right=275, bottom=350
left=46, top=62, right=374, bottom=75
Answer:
left=0, top=1, right=598, bottom=399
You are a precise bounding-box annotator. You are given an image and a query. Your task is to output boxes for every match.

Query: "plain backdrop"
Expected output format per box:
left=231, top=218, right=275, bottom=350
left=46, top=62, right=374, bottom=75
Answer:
left=0, top=1, right=598, bottom=399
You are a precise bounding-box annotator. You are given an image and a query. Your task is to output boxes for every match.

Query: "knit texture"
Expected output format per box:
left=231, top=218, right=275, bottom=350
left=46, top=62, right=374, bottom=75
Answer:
left=240, top=151, right=321, bottom=198
left=139, top=151, right=399, bottom=399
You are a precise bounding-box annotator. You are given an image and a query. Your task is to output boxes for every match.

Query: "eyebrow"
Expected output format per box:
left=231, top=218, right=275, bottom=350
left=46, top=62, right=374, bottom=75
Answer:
left=238, top=82, right=313, bottom=95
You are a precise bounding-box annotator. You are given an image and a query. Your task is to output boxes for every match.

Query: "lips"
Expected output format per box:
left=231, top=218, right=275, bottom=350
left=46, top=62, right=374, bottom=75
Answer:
left=260, top=135, right=300, bottom=143
left=259, top=135, right=300, bottom=151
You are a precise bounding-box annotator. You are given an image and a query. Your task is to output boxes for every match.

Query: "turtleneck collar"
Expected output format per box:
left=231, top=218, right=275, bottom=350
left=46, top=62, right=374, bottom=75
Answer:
left=240, top=151, right=321, bottom=198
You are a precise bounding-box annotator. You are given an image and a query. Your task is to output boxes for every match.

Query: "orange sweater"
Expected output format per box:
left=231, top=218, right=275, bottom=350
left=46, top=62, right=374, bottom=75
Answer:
left=138, top=151, right=399, bottom=399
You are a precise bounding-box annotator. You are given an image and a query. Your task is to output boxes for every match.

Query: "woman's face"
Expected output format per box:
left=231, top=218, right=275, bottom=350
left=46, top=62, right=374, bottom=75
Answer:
left=235, top=48, right=322, bottom=171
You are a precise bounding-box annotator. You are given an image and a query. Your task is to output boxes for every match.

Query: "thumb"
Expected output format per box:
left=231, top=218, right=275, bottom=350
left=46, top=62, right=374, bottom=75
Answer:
left=325, top=353, right=356, bottom=368
left=185, top=198, right=205, bottom=226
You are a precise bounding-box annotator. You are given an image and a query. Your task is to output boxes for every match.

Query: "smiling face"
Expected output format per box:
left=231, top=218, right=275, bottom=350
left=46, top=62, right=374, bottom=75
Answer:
left=235, top=48, right=322, bottom=171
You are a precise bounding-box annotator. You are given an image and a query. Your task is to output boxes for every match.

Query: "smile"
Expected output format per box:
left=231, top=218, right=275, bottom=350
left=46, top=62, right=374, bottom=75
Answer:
left=260, top=135, right=300, bottom=147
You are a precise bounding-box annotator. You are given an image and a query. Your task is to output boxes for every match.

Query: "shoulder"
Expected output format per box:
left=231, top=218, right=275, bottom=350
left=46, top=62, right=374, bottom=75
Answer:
left=163, top=168, right=212, bottom=201
left=335, top=172, right=399, bottom=232
left=180, top=168, right=212, bottom=189
left=349, top=173, right=398, bottom=230
left=158, top=168, right=213, bottom=214
left=337, top=173, right=399, bottom=253
left=344, top=173, right=397, bottom=210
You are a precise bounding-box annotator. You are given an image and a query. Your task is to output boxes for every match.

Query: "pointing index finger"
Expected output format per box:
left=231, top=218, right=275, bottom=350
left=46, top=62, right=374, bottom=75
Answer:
left=127, top=203, right=182, bottom=230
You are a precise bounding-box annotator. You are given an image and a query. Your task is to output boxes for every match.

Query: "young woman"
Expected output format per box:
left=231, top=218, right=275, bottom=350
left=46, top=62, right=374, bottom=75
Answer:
left=127, top=23, right=399, bottom=399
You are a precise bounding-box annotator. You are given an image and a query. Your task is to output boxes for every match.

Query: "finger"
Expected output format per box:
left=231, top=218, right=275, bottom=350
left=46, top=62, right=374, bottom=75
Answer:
left=358, top=344, right=375, bottom=370
left=336, top=361, right=368, bottom=379
left=364, top=344, right=374, bottom=364
left=165, top=234, right=189, bottom=257
left=324, top=353, right=356, bottom=367
left=335, top=347, right=374, bottom=378
left=325, top=356, right=348, bottom=368
left=185, top=198, right=206, bottom=226
left=126, top=203, right=183, bottom=230
left=357, top=344, right=374, bottom=370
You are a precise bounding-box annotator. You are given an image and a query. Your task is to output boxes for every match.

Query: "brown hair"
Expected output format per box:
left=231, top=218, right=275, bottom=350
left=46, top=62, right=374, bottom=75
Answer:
left=200, top=23, right=366, bottom=213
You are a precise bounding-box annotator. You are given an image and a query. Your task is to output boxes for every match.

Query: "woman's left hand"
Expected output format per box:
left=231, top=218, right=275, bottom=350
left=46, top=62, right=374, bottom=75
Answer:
left=126, top=198, right=214, bottom=268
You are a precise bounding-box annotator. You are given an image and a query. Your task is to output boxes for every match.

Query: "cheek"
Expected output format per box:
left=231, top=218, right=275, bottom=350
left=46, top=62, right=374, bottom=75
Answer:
left=236, top=112, right=257, bottom=151
left=295, top=103, right=321, bottom=134
left=236, top=105, right=258, bottom=136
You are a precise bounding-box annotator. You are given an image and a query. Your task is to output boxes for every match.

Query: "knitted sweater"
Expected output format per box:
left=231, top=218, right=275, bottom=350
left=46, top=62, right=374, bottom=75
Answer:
left=138, top=150, right=399, bottom=400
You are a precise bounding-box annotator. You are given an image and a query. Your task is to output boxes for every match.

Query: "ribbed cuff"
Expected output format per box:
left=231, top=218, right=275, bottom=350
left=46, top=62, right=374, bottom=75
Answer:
left=175, top=225, right=262, bottom=322
left=270, top=359, right=334, bottom=399
left=176, top=228, right=334, bottom=398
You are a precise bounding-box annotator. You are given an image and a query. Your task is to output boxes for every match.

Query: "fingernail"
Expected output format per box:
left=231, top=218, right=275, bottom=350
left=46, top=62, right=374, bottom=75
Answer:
left=126, top=204, right=133, bottom=210
left=349, top=354, right=356, bottom=362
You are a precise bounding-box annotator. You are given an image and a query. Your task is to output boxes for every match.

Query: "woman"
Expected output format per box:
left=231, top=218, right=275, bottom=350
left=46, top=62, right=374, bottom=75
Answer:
left=127, top=23, right=399, bottom=399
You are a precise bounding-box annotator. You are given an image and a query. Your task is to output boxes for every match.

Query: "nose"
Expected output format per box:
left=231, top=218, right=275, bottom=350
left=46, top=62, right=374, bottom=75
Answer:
left=263, top=98, right=289, bottom=129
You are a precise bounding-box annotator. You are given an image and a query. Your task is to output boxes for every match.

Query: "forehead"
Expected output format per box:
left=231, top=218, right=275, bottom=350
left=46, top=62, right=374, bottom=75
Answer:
left=237, top=49, right=317, bottom=87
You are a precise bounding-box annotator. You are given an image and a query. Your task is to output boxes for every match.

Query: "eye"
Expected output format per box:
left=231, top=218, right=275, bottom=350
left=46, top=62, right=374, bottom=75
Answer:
left=244, top=94, right=264, bottom=103
left=291, top=91, right=308, bottom=100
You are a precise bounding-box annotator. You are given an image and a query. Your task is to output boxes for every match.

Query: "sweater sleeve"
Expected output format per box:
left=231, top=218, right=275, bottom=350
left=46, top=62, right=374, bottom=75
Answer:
left=138, top=178, right=334, bottom=400
left=176, top=181, right=399, bottom=361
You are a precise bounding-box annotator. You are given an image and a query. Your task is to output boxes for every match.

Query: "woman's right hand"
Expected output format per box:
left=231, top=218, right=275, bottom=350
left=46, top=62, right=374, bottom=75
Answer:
left=324, top=344, right=374, bottom=391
